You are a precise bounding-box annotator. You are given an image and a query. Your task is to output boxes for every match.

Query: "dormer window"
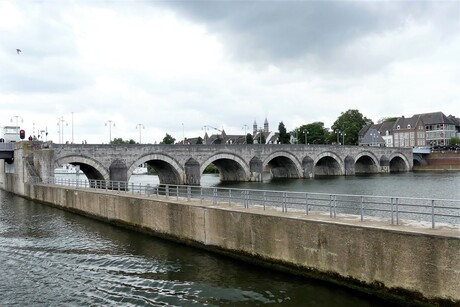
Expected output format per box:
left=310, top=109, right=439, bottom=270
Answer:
left=407, top=124, right=411, bottom=129
left=397, top=125, right=400, bottom=130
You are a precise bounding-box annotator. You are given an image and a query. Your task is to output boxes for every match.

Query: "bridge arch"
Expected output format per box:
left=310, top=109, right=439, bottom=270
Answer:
left=314, top=151, right=344, bottom=176
left=55, top=156, right=109, bottom=181
left=263, top=151, right=302, bottom=179
left=200, top=152, right=250, bottom=182
left=129, top=153, right=184, bottom=185
left=354, top=151, right=380, bottom=174
left=389, top=152, right=411, bottom=173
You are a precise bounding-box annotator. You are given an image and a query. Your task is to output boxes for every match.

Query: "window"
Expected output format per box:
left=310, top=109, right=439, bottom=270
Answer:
left=397, top=125, right=400, bottom=130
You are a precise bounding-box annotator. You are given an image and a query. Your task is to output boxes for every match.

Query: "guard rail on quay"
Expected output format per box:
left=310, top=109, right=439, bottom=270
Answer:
left=30, top=176, right=460, bottom=230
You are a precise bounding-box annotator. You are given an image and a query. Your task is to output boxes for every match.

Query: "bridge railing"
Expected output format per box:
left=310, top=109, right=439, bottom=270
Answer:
left=29, top=176, right=460, bottom=230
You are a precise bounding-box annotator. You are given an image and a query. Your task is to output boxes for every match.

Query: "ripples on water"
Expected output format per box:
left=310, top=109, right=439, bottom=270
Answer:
left=0, top=190, right=401, bottom=306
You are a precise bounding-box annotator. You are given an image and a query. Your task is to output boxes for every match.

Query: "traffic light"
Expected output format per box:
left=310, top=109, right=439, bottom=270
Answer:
left=20, top=129, right=25, bottom=140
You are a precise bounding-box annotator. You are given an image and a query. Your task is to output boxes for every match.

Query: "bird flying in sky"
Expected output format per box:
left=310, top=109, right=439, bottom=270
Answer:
left=16, top=49, right=21, bottom=54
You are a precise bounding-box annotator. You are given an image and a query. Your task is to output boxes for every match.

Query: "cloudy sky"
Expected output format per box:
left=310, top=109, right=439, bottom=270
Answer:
left=1, top=0, right=459, bottom=144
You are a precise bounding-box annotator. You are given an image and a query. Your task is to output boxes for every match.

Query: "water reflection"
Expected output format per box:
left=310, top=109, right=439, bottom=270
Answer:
left=0, top=190, right=401, bottom=306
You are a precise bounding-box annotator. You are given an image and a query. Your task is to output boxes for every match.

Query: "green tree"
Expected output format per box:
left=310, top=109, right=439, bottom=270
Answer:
left=196, top=136, right=203, bottom=144
left=449, top=137, right=460, bottom=145
left=377, top=116, right=398, bottom=124
left=111, top=138, right=137, bottom=144
left=255, top=132, right=266, bottom=144
left=278, top=121, right=290, bottom=144
left=331, top=109, right=371, bottom=145
left=297, top=122, right=329, bottom=144
left=160, top=133, right=175, bottom=144
left=245, top=133, right=254, bottom=144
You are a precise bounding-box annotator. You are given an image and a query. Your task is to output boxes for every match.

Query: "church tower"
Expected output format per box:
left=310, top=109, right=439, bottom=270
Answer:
left=253, top=120, right=257, bottom=136
left=264, top=117, right=269, bottom=133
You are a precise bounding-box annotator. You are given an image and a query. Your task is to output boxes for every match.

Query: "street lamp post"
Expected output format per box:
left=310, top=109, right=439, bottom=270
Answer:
left=71, top=112, right=74, bottom=144
left=342, top=132, right=346, bottom=145
left=136, top=124, right=145, bottom=144
left=305, top=130, right=309, bottom=145
left=242, top=124, right=248, bottom=143
left=57, top=116, right=68, bottom=144
left=10, top=115, right=23, bottom=135
left=182, top=123, right=185, bottom=144
left=105, top=120, right=115, bottom=144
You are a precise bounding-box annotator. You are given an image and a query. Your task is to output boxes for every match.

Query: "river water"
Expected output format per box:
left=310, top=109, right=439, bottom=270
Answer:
left=1, top=172, right=459, bottom=306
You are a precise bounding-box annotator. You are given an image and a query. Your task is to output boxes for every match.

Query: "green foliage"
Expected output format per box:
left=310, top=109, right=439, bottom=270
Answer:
left=147, top=165, right=157, bottom=174
left=245, top=133, right=254, bottom=144
left=449, top=137, right=460, bottom=145
left=111, top=138, right=137, bottom=144
left=160, top=133, right=175, bottom=144
left=256, top=132, right=266, bottom=144
left=377, top=117, right=398, bottom=124
left=296, top=122, right=329, bottom=144
left=203, top=164, right=219, bottom=173
left=196, top=136, right=203, bottom=144
left=278, top=121, right=290, bottom=144
left=332, top=109, right=371, bottom=145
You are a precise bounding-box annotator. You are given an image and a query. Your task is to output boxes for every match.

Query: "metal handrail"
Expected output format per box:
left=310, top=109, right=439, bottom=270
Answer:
left=28, top=176, right=460, bottom=230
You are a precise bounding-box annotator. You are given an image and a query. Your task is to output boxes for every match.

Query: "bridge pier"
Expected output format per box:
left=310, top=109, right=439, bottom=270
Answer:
left=110, top=159, right=128, bottom=182
left=185, top=158, right=200, bottom=185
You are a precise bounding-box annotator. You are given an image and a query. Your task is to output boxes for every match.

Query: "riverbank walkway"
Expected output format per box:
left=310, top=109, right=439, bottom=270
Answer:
left=33, top=176, right=460, bottom=236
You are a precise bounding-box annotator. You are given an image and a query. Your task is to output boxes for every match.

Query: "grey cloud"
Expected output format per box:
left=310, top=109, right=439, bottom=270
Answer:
left=158, top=1, right=459, bottom=71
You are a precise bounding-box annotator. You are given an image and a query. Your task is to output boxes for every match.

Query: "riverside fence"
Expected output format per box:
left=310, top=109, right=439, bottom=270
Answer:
left=30, top=176, right=460, bottom=230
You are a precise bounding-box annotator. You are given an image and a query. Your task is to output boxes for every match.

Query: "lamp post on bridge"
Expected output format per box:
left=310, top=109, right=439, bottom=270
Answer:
left=57, top=116, right=68, bottom=144
left=242, top=124, right=249, bottom=143
left=136, top=123, right=144, bottom=144
left=71, top=111, right=74, bottom=144
left=10, top=115, right=23, bottom=135
left=305, top=130, right=309, bottom=145
left=105, top=120, right=115, bottom=144
left=342, top=132, right=346, bottom=146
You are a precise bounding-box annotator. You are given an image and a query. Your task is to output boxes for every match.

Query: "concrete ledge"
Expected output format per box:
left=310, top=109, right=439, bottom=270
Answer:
left=18, top=183, right=460, bottom=306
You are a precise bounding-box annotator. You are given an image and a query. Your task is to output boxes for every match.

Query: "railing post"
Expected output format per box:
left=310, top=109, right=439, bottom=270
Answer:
left=166, top=185, right=169, bottom=198
left=360, top=196, right=364, bottom=222
left=395, top=197, right=399, bottom=225
left=283, top=192, right=287, bottom=213
left=176, top=186, right=179, bottom=200
left=431, top=200, right=435, bottom=229
left=228, top=189, right=232, bottom=205
left=329, top=195, right=333, bottom=218
left=213, top=188, right=217, bottom=205
left=263, top=191, right=266, bottom=210
left=244, top=190, right=248, bottom=208
left=187, top=186, right=191, bottom=202
left=132, top=182, right=134, bottom=194
left=306, top=193, right=309, bottom=215
left=333, top=195, right=337, bottom=218
left=391, top=197, right=394, bottom=225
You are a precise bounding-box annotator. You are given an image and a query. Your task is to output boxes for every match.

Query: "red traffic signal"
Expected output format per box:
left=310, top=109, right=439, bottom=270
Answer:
left=20, top=129, right=25, bottom=139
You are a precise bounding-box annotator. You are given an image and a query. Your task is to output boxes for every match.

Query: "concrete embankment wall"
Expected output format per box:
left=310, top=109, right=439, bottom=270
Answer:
left=9, top=181, right=460, bottom=305
left=415, top=152, right=460, bottom=171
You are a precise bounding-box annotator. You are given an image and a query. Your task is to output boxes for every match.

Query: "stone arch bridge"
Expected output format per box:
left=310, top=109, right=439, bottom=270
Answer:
left=25, top=143, right=412, bottom=185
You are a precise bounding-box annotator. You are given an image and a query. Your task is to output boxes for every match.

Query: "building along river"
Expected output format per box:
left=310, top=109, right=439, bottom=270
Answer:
left=1, top=171, right=458, bottom=305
